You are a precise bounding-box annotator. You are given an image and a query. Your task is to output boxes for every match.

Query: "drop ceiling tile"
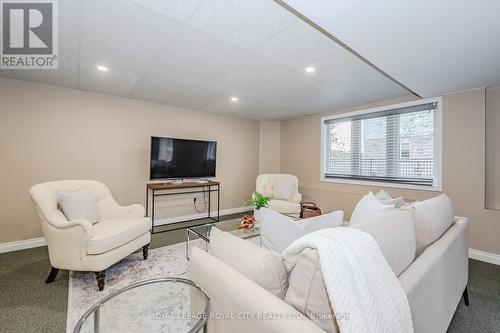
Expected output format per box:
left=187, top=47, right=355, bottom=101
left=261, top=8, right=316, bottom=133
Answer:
left=149, top=26, right=243, bottom=85
left=169, top=87, right=228, bottom=110
left=128, top=75, right=192, bottom=105
left=202, top=97, right=256, bottom=114
left=242, top=68, right=327, bottom=110
left=228, top=104, right=282, bottom=119
left=198, top=51, right=283, bottom=92
left=79, top=61, right=141, bottom=96
left=259, top=109, right=303, bottom=121
left=188, top=0, right=298, bottom=49
left=253, top=19, right=343, bottom=72
left=131, top=0, right=203, bottom=23
left=11, top=57, right=78, bottom=89
left=80, top=0, right=182, bottom=73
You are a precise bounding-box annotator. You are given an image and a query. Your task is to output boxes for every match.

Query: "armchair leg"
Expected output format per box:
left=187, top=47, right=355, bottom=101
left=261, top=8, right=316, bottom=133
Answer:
left=95, top=271, right=105, bottom=291
left=142, top=243, right=150, bottom=260
left=463, top=286, right=470, bottom=306
left=45, top=267, right=59, bottom=284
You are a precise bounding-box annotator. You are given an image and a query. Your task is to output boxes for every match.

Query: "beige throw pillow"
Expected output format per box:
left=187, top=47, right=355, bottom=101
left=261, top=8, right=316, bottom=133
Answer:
left=57, top=188, right=99, bottom=224
left=406, top=194, right=455, bottom=255
left=209, top=231, right=289, bottom=299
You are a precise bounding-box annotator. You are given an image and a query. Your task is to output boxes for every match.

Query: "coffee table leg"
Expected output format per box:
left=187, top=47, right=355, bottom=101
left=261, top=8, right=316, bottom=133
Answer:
left=186, top=229, right=191, bottom=261
left=94, top=306, right=100, bottom=333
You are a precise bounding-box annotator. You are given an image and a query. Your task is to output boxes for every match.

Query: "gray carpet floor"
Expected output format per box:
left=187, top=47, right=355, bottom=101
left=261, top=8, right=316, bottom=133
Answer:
left=1, top=218, right=499, bottom=332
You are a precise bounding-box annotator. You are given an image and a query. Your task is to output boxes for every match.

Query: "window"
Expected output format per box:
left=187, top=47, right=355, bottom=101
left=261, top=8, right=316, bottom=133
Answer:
left=321, top=98, right=442, bottom=190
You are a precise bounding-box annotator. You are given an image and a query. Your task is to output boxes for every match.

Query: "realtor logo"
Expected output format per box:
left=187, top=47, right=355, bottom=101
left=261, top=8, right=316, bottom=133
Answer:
left=1, top=0, right=58, bottom=69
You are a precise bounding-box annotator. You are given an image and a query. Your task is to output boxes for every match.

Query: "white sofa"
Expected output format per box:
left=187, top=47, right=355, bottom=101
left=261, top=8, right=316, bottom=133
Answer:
left=190, top=215, right=469, bottom=333
left=256, top=174, right=302, bottom=216
left=30, top=180, right=151, bottom=291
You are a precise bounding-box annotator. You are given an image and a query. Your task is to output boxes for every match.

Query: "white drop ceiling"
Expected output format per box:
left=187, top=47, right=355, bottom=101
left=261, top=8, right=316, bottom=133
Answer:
left=282, top=0, right=500, bottom=98
left=0, top=0, right=412, bottom=120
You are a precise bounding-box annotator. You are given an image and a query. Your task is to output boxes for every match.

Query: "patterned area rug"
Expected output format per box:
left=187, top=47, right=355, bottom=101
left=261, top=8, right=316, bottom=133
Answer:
left=66, top=239, right=206, bottom=333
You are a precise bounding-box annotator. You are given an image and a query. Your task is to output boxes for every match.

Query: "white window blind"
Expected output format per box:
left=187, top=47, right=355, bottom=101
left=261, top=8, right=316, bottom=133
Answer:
left=322, top=101, right=441, bottom=188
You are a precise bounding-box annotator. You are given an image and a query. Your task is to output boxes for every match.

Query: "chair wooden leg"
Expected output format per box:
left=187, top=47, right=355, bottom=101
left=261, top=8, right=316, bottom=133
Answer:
left=95, top=271, right=105, bottom=291
left=142, top=243, right=150, bottom=260
left=463, top=286, right=470, bottom=306
left=45, top=267, right=59, bottom=284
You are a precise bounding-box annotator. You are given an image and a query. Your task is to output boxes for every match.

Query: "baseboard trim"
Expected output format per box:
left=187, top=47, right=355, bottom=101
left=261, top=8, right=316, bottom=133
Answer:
left=469, top=248, right=500, bottom=266
left=154, top=206, right=252, bottom=226
left=0, top=237, right=47, bottom=254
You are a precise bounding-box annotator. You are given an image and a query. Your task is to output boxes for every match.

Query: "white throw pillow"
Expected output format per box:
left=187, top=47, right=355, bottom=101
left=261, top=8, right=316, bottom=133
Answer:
left=349, top=192, right=394, bottom=225
left=375, top=189, right=405, bottom=208
left=261, top=208, right=305, bottom=253
left=57, top=188, right=99, bottom=224
left=300, top=210, right=344, bottom=233
left=210, top=231, right=289, bottom=299
left=351, top=210, right=416, bottom=276
left=261, top=208, right=344, bottom=253
left=407, top=194, right=455, bottom=255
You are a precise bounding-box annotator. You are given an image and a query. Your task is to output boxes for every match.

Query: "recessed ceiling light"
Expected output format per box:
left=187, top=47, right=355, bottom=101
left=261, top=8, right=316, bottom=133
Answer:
left=230, top=97, right=239, bottom=102
left=96, top=65, right=109, bottom=72
left=305, top=66, right=316, bottom=73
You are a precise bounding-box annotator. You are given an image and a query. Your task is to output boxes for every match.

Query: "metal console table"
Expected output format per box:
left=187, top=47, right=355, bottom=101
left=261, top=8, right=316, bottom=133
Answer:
left=146, top=181, right=220, bottom=234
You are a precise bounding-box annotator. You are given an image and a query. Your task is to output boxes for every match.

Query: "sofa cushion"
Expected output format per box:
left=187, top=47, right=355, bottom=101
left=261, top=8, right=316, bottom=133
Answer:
left=285, top=248, right=339, bottom=333
left=267, top=199, right=301, bottom=214
left=57, top=188, right=99, bottom=224
left=210, top=231, right=289, bottom=299
left=351, top=209, right=416, bottom=276
left=407, top=194, right=454, bottom=256
left=87, top=218, right=151, bottom=254
left=349, top=191, right=394, bottom=225
left=272, top=175, right=297, bottom=201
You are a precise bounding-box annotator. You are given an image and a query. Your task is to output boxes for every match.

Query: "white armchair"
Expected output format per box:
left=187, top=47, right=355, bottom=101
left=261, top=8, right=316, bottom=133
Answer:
left=256, top=174, right=302, bottom=216
left=30, top=180, right=151, bottom=291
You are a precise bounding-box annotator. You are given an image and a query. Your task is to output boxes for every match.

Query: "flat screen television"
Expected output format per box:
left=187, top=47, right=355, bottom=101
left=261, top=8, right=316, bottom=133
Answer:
left=150, top=137, right=217, bottom=180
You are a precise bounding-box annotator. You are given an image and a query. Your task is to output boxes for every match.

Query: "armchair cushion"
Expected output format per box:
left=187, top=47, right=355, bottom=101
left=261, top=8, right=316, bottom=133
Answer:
left=87, top=218, right=152, bottom=254
left=267, top=199, right=301, bottom=214
left=57, top=188, right=99, bottom=224
left=273, top=175, right=297, bottom=201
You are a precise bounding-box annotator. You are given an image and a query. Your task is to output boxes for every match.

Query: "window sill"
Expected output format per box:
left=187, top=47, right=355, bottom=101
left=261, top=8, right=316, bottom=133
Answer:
left=320, top=176, right=442, bottom=192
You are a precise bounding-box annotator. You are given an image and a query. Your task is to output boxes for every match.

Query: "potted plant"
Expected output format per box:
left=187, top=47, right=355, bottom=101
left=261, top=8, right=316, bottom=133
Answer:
left=246, top=191, right=271, bottom=221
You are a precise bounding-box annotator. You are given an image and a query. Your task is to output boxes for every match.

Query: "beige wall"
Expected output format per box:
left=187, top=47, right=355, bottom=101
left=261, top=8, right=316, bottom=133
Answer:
left=0, top=77, right=259, bottom=244
left=485, top=87, right=500, bottom=209
left=259, top=121, right=281, bottom=174
left=281, top=90, right=500, bottom=255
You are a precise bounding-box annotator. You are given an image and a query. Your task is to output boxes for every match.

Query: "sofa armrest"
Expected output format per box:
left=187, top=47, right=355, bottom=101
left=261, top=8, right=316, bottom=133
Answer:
left=398, top=217, right=469, bottom=333
left=291, top=193, right=302, bottom=204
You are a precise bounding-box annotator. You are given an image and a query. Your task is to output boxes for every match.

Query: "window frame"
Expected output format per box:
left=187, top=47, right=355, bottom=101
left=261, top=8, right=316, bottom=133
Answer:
left=320, top=97, right=443, bottom=191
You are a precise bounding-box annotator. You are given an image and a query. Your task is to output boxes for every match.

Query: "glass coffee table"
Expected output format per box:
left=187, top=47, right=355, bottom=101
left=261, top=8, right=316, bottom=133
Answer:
left=186, top=219, right=261, bottom=259
left=73, top=278, right=209, bottom=333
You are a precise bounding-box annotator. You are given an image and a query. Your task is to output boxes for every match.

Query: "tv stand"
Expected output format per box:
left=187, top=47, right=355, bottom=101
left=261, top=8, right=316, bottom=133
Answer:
left=145, top=181, right=220, bottom=234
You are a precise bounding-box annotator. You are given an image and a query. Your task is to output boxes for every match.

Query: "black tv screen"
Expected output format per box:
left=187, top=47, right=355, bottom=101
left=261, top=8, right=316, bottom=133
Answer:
left=150, top=137, right=217, bottom=179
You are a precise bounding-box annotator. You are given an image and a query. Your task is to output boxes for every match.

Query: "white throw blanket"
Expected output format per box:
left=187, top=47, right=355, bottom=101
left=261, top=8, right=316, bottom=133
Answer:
left=282, top=227, right=413, bottom=333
